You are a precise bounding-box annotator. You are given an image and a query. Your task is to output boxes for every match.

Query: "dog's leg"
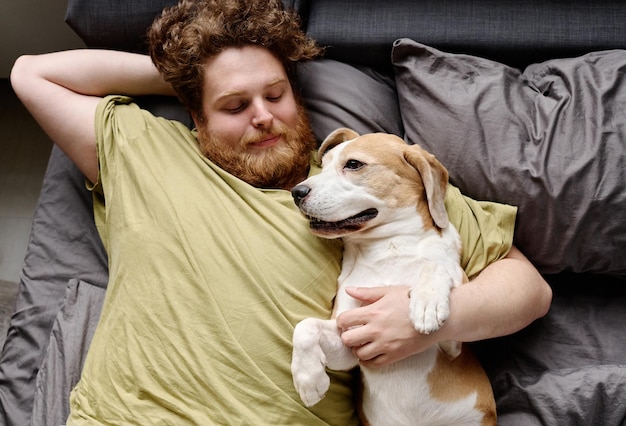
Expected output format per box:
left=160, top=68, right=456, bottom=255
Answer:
left=291, top=318, right=358, bottom=406
left=409, top=261, right=457, bottom=334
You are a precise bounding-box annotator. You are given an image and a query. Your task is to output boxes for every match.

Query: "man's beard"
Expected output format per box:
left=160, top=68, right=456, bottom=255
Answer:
left=197, top=103, right=316, bottom=190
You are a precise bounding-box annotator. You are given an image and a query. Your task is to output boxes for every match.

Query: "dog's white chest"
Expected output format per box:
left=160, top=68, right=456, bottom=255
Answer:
left=340, top=235, right=440, bottom=284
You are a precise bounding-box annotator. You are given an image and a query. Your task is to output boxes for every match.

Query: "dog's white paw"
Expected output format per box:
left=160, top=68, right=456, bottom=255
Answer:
left=291, top=319, right=333, bottom=407
left=409, top=288, right=450, bottom=334
left=291, top=348, right=330, bottom=407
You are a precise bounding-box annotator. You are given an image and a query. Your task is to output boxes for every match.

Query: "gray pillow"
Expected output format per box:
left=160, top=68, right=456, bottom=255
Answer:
left=392, top=38, right=626, bottom=277
left=297, top=59, right=404, bottom=142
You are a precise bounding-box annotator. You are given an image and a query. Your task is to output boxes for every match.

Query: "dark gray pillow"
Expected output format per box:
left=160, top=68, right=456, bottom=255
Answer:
left=392, top=38, right=626, bottom=277
left=297, top=59, right=404, bottom=142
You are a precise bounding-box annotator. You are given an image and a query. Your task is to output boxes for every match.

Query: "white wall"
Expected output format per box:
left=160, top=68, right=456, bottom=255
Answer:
left=0, top=0, right=85, bottom=78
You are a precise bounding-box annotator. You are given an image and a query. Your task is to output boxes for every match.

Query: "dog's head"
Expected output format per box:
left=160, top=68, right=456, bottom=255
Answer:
left=292, top=128, right=450, bottom=239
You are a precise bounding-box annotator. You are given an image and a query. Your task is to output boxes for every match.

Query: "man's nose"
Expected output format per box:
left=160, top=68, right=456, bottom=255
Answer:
left=251, top=101, right=274, bottom=128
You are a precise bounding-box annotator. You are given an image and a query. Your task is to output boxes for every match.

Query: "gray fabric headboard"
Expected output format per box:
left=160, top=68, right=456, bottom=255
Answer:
left=304, top=0, right=626, bottom=70
left=66, top=0, right=626, bottom=71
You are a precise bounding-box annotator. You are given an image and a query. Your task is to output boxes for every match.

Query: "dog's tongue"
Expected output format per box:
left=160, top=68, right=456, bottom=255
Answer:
left=309, top=208, right=378, bottom=232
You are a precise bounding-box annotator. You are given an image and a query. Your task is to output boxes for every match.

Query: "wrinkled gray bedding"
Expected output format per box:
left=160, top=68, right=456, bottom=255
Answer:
left=477, top=274, right=626, bottom=425
left=0, top=146, right=108, bottom=426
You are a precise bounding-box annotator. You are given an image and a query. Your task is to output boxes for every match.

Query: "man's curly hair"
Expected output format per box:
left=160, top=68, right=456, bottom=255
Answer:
left=147, top=0, right=323, bottom=119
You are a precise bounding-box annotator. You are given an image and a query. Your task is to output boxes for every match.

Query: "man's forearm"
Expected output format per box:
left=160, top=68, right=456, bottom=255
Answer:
left=13, top=49, right=175, bottom=99
left=442, top=245, right=552, bottom=344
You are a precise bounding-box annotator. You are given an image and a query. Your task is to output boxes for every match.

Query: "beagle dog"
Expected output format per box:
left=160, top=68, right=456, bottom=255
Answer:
left=290, top=128, right=496, bottom=425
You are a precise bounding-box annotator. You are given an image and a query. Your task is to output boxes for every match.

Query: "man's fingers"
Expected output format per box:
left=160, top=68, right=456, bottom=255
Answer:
left=344, top=286, right=387, bottom=304
left=340, top=324, right=370, bottom=347
left=336, top=308, right=368, bottom=330
left=352, top=344, right=378, bottom=362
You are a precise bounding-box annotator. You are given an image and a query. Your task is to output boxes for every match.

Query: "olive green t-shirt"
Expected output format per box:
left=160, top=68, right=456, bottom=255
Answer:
left=67, top=96, right=515, bottom=425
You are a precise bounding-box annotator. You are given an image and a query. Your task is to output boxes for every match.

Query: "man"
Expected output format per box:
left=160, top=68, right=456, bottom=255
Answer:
left=10, top=0, right=551, bottom=423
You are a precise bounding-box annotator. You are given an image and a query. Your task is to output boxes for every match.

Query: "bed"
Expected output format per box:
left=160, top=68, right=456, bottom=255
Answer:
left=2, top=0, right=626, bottom=424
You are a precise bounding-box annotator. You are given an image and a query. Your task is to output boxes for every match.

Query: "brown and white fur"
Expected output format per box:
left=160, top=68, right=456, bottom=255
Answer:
left=290, top=128, right=496, bottom=425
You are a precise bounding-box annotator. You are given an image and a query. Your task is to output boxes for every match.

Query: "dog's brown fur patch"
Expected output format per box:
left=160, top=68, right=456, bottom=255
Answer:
left=427, top=348, right=497, bottom=425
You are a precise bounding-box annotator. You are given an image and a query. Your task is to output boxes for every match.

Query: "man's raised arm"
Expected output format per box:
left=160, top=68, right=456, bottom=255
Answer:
left=10, top=49, right=175, bottom=183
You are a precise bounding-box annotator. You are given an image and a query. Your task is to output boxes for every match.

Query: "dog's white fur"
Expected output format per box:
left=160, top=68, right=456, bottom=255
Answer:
left=290, top=128, right=496, bottom=425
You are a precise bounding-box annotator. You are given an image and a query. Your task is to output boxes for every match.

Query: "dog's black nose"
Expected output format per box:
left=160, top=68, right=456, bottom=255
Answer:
left=291, top=184, right=311, bottom=206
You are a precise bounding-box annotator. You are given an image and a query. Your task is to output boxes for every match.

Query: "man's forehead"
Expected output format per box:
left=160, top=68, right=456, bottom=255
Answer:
left=215, top=77, right=288, bottom=100
left=202, top=46, right=288, bottom=97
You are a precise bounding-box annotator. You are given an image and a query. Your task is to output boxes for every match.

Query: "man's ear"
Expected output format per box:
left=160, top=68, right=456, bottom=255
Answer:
left=317, top=128, right=360, bottom=161
left=190, top=110, right=206, bottom=130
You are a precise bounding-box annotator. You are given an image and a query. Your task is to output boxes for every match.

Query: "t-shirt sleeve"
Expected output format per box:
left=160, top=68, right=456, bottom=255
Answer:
left=87, top=95, right=137, bottom=195
left=445, top=184, right=517, bottom=279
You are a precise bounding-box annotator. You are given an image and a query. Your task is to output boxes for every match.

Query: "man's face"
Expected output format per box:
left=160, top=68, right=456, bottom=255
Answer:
left=195, top=45, right=315, bottom=190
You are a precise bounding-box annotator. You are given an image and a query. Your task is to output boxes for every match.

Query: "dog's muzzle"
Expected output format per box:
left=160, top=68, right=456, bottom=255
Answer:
left=291, top=184, right=378, bottom=234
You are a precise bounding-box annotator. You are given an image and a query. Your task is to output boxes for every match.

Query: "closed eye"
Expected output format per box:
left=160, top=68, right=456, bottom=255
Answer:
left=344, top=159, right=365, bottom=170
left=224, top=101, right=247, bottom=114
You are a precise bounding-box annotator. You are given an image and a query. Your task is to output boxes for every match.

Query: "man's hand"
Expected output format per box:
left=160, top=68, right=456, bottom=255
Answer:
left=335, top=286, right=439, bottom=368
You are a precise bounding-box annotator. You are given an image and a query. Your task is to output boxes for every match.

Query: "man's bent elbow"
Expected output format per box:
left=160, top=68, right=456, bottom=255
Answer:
left=535, top=276, right=553, bottom=319
left=10, top=55, right=33, bottom=96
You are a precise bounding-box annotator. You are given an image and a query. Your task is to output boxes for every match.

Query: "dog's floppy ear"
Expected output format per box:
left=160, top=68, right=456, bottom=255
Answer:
left=404, top=144, right=450, bottom=229
left=318, top=128, right=360, bottom=161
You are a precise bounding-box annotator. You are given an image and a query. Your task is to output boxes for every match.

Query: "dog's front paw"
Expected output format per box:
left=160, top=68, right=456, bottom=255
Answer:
left=291, top=319, right=333, bottom=406
left=291, top=347, right=330, bottom=407
left=409, top=288, right=450, bottom=334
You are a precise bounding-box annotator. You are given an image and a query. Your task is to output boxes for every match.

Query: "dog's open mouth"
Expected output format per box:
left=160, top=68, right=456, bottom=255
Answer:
left=308, top=208, right=378, bottom=232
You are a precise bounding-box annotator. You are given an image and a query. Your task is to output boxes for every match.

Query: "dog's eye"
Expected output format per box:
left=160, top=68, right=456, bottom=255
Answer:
left=344, top=159, right=365, bottom=171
